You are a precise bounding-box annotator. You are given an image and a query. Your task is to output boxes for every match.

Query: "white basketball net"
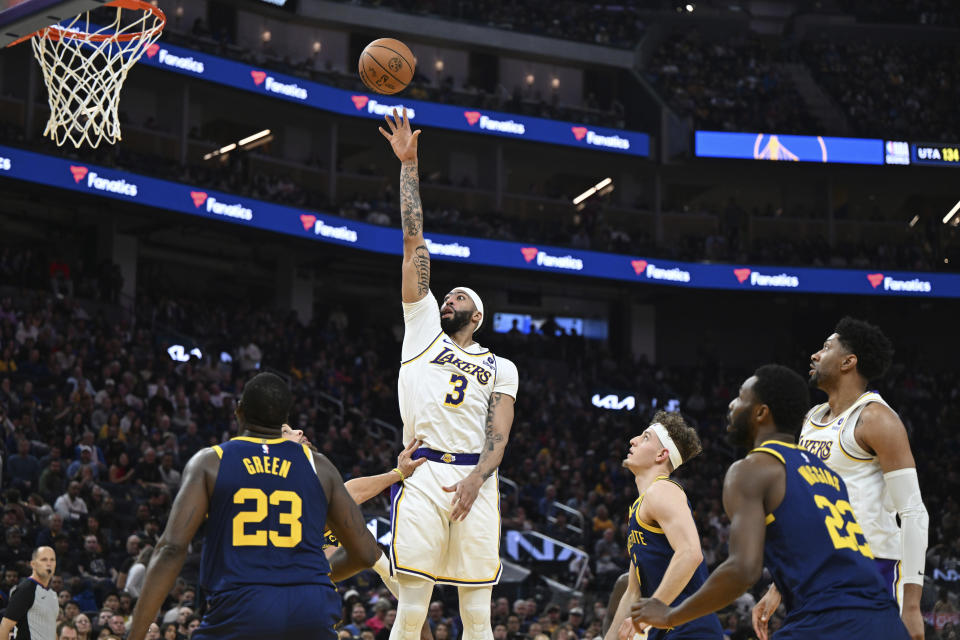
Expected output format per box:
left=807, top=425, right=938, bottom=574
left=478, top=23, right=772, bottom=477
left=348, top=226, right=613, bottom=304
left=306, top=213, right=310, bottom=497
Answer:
left=30, top=4, right=164, bottom=148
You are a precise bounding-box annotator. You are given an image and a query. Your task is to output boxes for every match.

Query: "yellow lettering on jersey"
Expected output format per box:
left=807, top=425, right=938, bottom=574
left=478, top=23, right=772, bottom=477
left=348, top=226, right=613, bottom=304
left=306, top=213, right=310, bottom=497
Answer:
left=799, top=438, right=833, bottom=461
left=627, top=530, right=647, bottom=547
left=242, top=456, right=291, bottom=477
left=798, top=465, right=840, bottom=491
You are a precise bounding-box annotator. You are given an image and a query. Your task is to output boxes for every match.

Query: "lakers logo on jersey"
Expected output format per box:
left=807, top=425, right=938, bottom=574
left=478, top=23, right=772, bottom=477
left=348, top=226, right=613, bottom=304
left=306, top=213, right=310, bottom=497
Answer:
left=799, top=438, right=833, bottom=461
left=428, top=347, right=493, bottom=385
left=441, top=453, right=456, bottom=463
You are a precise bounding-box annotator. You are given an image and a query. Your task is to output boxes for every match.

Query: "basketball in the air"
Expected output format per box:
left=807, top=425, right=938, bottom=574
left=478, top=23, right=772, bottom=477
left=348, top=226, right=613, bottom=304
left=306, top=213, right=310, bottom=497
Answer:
left=359, top=38, right=416, bottom=95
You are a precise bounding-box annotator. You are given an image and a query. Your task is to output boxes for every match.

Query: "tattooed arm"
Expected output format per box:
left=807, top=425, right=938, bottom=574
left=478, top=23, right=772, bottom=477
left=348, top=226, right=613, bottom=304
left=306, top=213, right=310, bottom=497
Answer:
left=443, top=391, right=516, bottom=521
left=379, top=107, right=430, bottom=303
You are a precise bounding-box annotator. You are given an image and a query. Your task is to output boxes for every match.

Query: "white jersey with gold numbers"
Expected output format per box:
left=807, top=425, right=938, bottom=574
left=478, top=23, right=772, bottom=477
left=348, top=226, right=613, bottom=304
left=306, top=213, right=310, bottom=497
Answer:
left=398, top=292, right=518, bottom=453
left=799, top=391, right=900, bottom=560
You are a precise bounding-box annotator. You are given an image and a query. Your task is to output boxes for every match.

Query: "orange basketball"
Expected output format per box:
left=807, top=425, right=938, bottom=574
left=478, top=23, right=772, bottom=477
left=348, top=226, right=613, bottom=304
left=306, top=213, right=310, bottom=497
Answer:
left=358, top=38, right=416, bottom=95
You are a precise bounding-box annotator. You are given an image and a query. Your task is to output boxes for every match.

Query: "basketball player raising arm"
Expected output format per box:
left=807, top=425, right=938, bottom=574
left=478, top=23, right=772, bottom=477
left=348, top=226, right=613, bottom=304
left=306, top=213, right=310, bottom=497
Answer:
left=379, top=107, right=519, bottom=640
left=753, top=318, right=927, bottom=640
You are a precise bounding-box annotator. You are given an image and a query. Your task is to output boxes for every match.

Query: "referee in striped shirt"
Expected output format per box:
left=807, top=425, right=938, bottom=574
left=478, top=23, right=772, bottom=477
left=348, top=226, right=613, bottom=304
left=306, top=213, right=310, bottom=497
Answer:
left=0, top=547, right=59, bottom=640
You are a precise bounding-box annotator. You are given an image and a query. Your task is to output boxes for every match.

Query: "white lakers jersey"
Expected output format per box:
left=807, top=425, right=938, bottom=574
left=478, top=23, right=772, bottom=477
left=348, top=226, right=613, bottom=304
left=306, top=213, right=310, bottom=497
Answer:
left=799, top=391, right=900, bottom=559
left=398, top=292, right=519, bottom=453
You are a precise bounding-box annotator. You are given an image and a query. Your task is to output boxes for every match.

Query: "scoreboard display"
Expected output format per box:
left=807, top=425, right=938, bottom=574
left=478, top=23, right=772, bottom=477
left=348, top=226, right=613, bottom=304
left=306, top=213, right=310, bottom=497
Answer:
left=912, top=142, right=960, bottom=167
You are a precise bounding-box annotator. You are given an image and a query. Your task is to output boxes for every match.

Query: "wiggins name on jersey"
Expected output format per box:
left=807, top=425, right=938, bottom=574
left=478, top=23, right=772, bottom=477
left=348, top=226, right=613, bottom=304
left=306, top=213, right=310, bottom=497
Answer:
left=798, top=391, right=900, bottom=560
left=398, top=292, right=519, bottom=453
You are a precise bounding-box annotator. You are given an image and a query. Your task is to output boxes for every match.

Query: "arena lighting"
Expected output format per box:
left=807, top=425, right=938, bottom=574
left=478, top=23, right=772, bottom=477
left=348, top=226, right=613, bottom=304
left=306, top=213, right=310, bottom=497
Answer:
left=943, top=200, right=960, bottom=225
left=572, top=177, right=613, bottom=205
left=203, top=129, right=273, bottom=161
left=908, top=215, right=919, bottom=228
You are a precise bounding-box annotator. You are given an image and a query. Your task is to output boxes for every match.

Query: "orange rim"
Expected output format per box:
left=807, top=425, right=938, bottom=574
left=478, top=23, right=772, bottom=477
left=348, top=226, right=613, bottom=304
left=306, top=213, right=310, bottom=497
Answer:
left=7, top=0, right=165, bottom=47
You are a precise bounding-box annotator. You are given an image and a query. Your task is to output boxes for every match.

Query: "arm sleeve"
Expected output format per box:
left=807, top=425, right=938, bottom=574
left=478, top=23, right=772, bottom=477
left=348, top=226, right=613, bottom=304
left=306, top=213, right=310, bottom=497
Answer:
left=4, top=581, right=35, bottom=623
left=400, top=292, right=441, bottom=362
left=883, top=468, right=928, bottom=585
left=492, top=357, right=519, bottom=399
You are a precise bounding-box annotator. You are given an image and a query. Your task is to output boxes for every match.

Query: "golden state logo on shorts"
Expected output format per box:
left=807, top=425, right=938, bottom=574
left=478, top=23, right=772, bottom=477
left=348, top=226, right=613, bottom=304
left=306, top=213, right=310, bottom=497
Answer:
left=441, top=453, right=456, bottom=463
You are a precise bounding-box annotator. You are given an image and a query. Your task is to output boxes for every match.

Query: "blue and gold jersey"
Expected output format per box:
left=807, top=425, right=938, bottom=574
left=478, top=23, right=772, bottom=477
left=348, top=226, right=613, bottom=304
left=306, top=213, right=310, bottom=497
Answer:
left=752, top=440, right=893, bottom=619
left=198, top=437, right=333, bottom=594
left=627, top=477, right=722, bottom=639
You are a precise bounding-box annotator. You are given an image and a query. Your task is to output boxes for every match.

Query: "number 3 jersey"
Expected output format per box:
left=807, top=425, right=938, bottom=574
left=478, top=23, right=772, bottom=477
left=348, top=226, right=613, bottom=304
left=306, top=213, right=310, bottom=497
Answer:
left=199, top=437, right=333, bottom=594
left=750, top=440, right=892, bottom=620
left=398, top=293, right=518, bottom=453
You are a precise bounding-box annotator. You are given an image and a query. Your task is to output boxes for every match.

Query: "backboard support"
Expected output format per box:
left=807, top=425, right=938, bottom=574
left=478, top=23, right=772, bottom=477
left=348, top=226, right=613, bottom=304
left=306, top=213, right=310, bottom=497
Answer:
left=0, top=0, right=107, bottom=47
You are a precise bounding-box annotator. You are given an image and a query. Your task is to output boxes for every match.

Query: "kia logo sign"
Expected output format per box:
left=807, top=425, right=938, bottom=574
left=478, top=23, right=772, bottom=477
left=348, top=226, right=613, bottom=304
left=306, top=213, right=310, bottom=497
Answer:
left=592, top=394, right=635, bottom=411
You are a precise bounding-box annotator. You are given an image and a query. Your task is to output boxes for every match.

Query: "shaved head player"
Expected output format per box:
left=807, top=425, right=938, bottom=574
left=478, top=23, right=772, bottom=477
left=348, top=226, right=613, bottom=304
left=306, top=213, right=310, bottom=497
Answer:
left=379, top=107, right=519, bottom=640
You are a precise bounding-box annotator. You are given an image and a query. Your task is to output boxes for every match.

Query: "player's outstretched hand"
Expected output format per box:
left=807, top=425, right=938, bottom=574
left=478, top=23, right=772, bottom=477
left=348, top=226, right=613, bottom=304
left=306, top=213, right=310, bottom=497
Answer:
left=397, top=439, right=426, bottom=480
left=630, top=597, right=671, bottom=630
left=752, top=583, right=781, bottom=640
left=379, top=107, right=421, bottom=162
left=442, top=473, right=484, bottom=521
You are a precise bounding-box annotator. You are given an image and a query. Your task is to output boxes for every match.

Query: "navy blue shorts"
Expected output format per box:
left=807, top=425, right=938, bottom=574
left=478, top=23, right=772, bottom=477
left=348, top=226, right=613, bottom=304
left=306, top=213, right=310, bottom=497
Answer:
left=776, top=604, right=909, bottom=640
left=193, top=583, right=341, bottom=640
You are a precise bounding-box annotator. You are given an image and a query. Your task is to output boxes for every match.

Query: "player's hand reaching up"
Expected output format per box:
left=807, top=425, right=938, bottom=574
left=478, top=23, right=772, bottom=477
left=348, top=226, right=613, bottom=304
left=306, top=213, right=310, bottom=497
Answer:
left=379, top=107, right=421, bottom=162
left=397, top=439, right=427, bottom=480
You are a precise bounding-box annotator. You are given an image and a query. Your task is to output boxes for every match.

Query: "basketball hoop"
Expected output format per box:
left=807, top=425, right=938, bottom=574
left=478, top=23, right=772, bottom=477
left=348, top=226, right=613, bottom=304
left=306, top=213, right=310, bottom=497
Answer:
left=17, top=0, right=165, bottom=148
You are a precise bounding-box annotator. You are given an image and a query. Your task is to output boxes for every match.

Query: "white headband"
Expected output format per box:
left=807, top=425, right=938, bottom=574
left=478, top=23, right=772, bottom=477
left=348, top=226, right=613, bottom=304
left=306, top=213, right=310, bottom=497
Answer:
left=648, top=422, right=684, bottom=470
left=453, top=286, right=484, bottom=332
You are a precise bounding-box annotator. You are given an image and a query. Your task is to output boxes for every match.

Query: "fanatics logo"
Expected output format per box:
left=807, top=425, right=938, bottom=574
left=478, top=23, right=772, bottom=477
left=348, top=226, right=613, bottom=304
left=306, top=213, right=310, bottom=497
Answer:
left=70, top=165, right=89, bottom=183
left=351, top=95, right=369, bottom=110
left=631, top=260, right=648, bottom=275
left=146, top=43, right=160, bottom=58
left=866, top=273, right=884, bottom=288
left=734, top=268, right=751, bottom=283
left=300, top=214, right=317, bottom=231
left=190, top=191, right=208, bottom=207
left=571, top=127, right=588, bottom=141
left=520, top=247, right=539, bottom=262
left=250, top=70, right=267, bottom=86
left=463, top=111, right=481, bottom=126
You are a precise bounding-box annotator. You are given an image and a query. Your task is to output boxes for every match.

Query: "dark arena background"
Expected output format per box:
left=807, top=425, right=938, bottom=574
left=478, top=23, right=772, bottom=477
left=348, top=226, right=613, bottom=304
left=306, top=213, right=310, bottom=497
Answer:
left=1, top=0, right=959, bottom=639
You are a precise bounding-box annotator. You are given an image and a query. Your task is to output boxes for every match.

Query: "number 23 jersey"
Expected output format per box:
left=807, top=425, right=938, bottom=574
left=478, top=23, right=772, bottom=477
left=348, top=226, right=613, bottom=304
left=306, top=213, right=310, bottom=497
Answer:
left=399, top=293, right=518, bottom=454
left=199, top=438, right=333, bottom=593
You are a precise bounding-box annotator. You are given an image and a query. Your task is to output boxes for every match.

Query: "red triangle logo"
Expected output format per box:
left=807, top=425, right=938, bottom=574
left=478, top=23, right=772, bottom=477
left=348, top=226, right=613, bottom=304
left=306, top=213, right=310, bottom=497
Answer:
left=146, top=43, right=160, bottom=58
left=631, top=260, right=648, bottom=275
left=520, top=247, right=539, bottom=262
left=571, top=126, right=588, bottom=141
left=250, top=70, right=267, bottom=86
left=351, top=95, right=369, bottom=110
left=190, top=191, right=208, bottom=207
left=866, top=273, right=884, bottom=289
left=463, top=111, right=481, bottom=126
left=734, top=268, right=751, bottom=283
left=300, top=214, right=317, bottom=231
left=69, top=165, right=88, bottom=183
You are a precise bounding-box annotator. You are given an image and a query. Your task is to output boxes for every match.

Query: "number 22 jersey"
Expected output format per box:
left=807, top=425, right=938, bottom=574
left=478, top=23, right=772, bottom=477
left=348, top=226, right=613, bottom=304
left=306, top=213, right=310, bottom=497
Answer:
left=750, top=440, right=893, bottom=619
left=198, top=437, right=333, bottom=594
left=398, top=293, right=518, bottom=454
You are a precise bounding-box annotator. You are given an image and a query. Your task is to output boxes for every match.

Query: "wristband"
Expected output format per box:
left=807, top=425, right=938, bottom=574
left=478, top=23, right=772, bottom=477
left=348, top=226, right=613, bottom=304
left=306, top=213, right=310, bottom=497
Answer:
left=392, top=467, right=405, bottom=482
